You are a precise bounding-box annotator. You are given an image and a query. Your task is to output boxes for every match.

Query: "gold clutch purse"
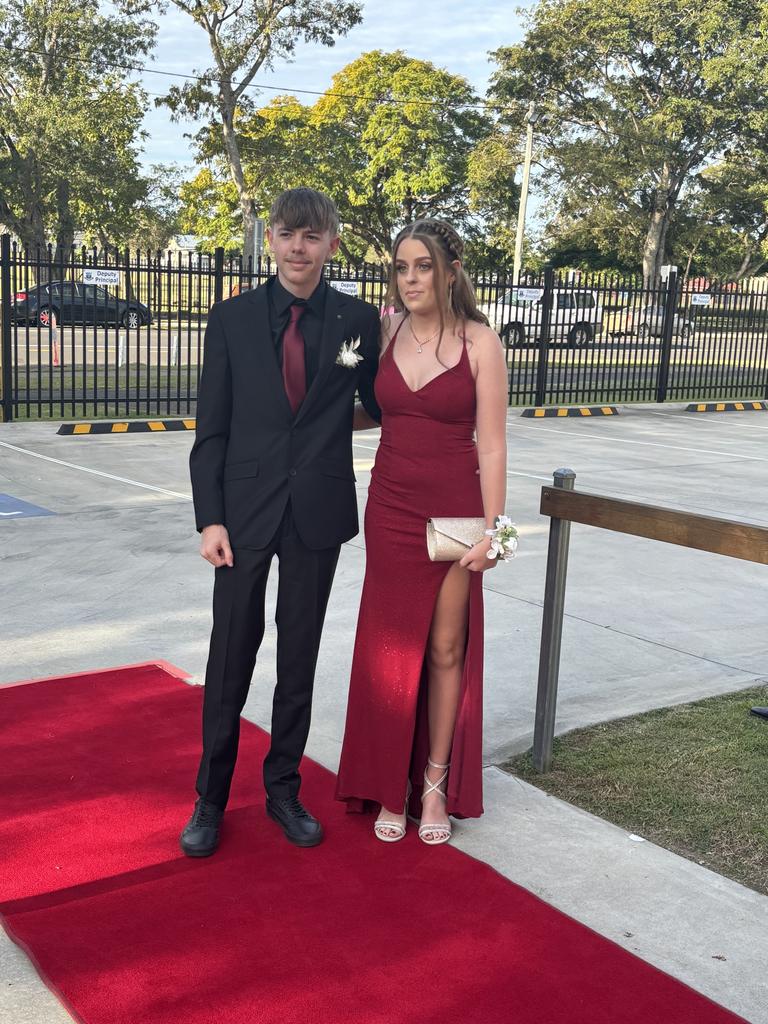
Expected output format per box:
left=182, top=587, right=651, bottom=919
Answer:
left=426, top=518, right=487, bottom=561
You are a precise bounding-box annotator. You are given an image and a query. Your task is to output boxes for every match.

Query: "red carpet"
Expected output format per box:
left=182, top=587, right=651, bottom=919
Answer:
left=0, top=663, right=748, bottom=1024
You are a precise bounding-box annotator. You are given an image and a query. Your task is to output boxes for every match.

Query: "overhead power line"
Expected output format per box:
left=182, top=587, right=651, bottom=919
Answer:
left=5, top=43, right=496, bottom=112
left=5, top=42, right=729, bottom=161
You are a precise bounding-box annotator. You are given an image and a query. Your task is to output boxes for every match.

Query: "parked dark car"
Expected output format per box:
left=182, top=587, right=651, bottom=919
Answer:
left=12, top=281, right=152, bottom=329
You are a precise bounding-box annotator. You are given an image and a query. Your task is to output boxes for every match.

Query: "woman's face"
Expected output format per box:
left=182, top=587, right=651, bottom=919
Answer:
left=394, top=237, right=438, bottom=316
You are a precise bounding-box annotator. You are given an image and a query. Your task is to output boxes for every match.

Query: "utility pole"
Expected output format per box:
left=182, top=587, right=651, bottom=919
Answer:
left=513, top=102, right=539, bottom=286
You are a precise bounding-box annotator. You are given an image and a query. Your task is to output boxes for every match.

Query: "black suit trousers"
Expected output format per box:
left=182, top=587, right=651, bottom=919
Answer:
left=195, top=501, right=340, bottom=809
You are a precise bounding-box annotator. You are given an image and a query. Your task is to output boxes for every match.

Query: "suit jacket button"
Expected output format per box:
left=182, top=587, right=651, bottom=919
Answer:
left=289, top=468, right=297, bottom=477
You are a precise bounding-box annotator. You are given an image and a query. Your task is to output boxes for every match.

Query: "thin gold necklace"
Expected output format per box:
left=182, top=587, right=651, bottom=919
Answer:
left=409, top=319, right=440, bottom=354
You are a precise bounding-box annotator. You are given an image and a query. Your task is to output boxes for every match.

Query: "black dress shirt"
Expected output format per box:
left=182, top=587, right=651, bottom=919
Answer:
left=269, top=275, right=327, bottom=390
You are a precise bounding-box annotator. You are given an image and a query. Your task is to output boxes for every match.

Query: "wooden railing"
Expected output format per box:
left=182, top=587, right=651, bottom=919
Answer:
left=533, top=469, right=768, bottom=771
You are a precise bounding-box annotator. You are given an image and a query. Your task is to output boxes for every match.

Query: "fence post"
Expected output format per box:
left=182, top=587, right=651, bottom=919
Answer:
left=0, top=234, right=12, bottom=423
left=534, top=265, right=555, bottom=407
left=533, top=468, right=576, bottom=772
left=655, top=268, right=678, bottom=403
left=213, top=247, right=225, bottom=306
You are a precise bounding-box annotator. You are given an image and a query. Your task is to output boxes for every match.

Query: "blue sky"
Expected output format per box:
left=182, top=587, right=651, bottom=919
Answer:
left=139, top=0, right=534, bottom=168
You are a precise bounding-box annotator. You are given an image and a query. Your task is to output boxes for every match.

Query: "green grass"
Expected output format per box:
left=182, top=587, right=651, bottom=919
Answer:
left=503, top=685, right=768, bottom=895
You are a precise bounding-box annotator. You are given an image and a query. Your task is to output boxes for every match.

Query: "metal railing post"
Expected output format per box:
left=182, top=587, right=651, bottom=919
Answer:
left=213, top=247, right=225, bottom=306
left=655, top=269, right=678, bottom=404
left=533, top=468, right=576, bottom=771
left=0, top=234, right=12, bottom=422
left=534, top=266, right=555, bottom=407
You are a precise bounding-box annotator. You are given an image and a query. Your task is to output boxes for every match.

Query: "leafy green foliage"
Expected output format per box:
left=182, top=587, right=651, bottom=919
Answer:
left=0, top=0, right=157, bottom=250
left=179, top=50, right=494, bottom=260
left=157, top=0, right=363, bottom=260
left=489, top=0, right=768, bottom=280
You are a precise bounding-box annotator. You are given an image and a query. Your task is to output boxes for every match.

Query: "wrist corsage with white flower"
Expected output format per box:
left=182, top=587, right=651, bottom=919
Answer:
left=485, top=515, right=519, bottom=561
left=336, top=337, right=363, bottom=368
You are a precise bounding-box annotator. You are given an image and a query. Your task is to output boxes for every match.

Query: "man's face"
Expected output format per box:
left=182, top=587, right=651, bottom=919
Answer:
left=267, top=223, right=340, bottom=297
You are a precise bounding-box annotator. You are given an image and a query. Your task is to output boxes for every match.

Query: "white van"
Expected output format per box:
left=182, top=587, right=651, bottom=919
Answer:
left=480, top=288, right=604, bottom=348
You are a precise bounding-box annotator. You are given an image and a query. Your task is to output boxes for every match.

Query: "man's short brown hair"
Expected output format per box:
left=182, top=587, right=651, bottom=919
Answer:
left=269, top=188, right=340, bottom=236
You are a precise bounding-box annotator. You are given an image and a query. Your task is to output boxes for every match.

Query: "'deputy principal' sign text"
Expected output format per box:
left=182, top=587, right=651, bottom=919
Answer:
left=83, top=269, right=121, bottom=286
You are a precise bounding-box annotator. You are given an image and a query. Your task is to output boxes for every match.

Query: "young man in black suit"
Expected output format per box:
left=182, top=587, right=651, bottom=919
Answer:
left=181, top=188, right=381, bottom=856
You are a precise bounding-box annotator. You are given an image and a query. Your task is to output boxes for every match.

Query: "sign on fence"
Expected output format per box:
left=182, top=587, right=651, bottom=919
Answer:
left=516, top=287, right=544, bottom=302
left=83, top=268, right=121, bottom=286
left=330, top=280, right=359, bottom=296
left=690, top=293, right=712, bottom=306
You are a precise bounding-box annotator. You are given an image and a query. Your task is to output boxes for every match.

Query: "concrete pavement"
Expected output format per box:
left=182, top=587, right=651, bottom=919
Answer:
left=1, top=404, right=767, bottom=1022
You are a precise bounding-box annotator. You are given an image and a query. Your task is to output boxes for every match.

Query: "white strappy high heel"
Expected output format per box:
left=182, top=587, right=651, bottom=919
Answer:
left=418, top=758, right=452, bottom=845
left=374, top=781, right=412, bottom=843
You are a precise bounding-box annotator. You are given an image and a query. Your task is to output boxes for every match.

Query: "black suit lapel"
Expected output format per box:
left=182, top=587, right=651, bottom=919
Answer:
left=246, top=283, right=293, bottom=421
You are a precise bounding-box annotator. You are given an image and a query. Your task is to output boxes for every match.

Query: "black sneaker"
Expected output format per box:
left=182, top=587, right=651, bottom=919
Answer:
left=266, top=795, right=323, bottom=847
left=180, top=798, right=223, bottom=857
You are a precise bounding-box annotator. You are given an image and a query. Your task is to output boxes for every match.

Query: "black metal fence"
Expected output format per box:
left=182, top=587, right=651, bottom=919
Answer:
left=1, top=234, right=767, bottom=420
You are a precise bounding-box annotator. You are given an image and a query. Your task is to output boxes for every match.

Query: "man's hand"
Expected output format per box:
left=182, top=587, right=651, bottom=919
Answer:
left=200, top=524, right=234, bottom=568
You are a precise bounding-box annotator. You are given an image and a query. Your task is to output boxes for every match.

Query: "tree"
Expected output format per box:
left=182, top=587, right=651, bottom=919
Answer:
left=187, top=52, right=492, bottom=259
left=178, top=167, right=242, bottom=252
left=489, top=0, right=768, bottom=283
left=0, top=0, right=156, bottom=254
left=466, top=129, right=522, bottom=264
left=308, top=51, right=490, bottom=255
left=671, top=156, right=768, bottom=280
left=157, top=0, right=363, bottom=264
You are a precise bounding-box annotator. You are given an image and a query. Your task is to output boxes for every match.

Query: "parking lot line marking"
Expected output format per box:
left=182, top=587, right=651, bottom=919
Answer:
left=514, top=423, right=768, bottom=462
left=0, top=440, right=193, bottom=501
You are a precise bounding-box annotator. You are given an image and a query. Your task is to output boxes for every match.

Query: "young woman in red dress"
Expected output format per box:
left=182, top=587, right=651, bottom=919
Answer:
left=335, top=219, right=508, bottom=844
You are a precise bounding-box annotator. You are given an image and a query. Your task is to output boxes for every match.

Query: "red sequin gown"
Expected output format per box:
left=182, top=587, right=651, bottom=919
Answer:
left=335, top=322, right=484, bottom=819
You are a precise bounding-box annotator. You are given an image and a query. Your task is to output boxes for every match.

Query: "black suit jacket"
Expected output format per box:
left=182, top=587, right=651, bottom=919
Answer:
left=190, top=278, right=381, bottom=550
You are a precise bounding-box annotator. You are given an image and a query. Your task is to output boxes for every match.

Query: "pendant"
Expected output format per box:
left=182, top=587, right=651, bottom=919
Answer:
left=417, top=345, right=423, bottom=353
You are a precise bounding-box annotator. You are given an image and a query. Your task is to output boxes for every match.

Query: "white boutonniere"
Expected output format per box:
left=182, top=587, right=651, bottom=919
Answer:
left=485, top=514, right=519, bottom=561
left=336, top=337, right=363, bottom=369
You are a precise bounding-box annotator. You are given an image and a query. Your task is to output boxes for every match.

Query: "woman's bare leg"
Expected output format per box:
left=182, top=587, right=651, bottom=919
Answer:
left=421, top=562, right=470, bottom=839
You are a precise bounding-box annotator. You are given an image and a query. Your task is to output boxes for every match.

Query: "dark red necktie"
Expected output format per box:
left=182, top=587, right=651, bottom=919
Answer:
left=282, top=303, right=307, bottom=414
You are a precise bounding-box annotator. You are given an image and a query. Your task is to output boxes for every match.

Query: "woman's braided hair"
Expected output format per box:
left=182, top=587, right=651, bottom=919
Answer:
left=385, top=219, right=489, bottom=353
left=422, top=219, right=465, bottom=262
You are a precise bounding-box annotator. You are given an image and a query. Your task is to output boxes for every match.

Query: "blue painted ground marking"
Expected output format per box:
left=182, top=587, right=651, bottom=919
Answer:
left=0, top=494, right=56, bottom=519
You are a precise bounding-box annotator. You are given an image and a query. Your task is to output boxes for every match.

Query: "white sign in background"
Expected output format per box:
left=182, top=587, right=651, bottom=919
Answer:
left=330, top=280, right=359, bottom=296
left=83, top=268, right=121, bottom=286
left=516, top=288, right=544, bottom=302
left=690, top=293, right=712, bottom=306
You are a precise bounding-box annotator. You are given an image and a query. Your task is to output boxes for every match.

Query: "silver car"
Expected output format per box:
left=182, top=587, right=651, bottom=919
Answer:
left=636, top=305, right=691, bottom=341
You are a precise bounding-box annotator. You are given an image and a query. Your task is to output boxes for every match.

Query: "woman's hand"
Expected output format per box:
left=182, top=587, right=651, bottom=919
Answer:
left=459, top=536, right=498, bottom=572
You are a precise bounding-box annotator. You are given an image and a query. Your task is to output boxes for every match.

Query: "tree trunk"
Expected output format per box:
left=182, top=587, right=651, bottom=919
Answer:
left=17, top=158, right=47, bottom=252
left=53, top=178, right=75, bottom=264
left=642, top=201, right=668, bottom=287
left=241, top=196, right=258, bottom=268
left=217, top=92, right=259, bottom=265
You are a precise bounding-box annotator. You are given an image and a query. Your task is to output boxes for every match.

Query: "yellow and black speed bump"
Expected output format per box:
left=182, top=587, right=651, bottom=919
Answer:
left=686, top=401, right=767, bottom=414
left=57, top=419, right=196, bottom=435
left=521, top=406, right=618, bottom=418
